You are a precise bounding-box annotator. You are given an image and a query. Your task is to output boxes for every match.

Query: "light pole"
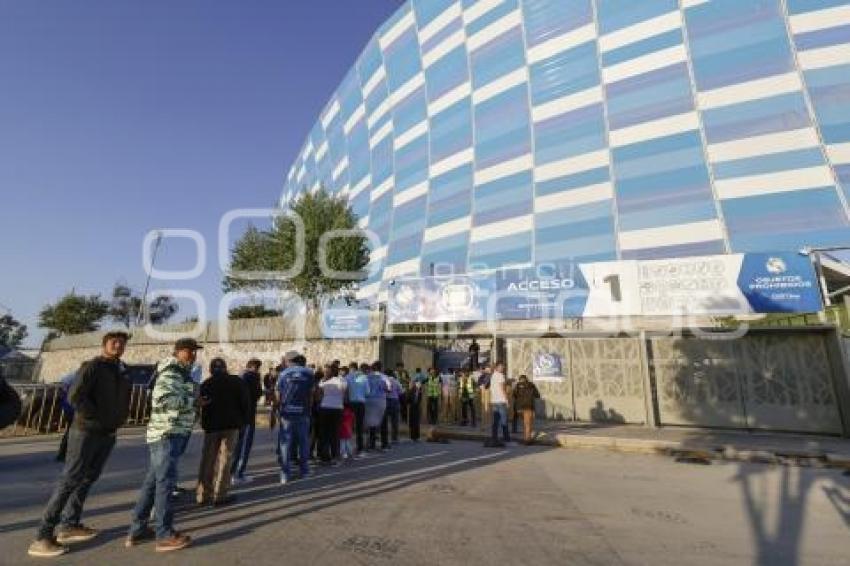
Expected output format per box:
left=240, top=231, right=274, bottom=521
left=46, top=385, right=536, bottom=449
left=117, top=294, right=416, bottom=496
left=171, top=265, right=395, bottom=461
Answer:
left=138, top=231, right=164, bottom=326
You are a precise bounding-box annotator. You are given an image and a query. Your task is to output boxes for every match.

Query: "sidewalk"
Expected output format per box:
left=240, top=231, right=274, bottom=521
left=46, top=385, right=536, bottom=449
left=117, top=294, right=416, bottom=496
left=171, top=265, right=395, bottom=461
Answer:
left=429, top=421, right=850, bottom=469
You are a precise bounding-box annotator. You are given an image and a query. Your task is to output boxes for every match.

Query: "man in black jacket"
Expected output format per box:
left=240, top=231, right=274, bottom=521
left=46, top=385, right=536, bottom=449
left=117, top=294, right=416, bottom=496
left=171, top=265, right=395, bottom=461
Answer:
left=196, top=358, right=249, bottom=506
left=29, top=331, right=131, bottom=559
left=231, top=358, right=262, bottom=485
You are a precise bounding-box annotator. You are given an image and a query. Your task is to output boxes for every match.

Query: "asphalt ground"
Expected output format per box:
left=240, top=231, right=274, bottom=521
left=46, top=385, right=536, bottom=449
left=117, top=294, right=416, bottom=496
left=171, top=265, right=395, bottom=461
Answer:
left=1, top=429, right=848, bottom=566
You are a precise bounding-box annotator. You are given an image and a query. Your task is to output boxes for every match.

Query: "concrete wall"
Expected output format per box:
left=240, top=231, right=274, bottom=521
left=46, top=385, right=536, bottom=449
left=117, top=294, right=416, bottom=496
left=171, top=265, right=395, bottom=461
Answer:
left=37, top=317, right=379, bottom=381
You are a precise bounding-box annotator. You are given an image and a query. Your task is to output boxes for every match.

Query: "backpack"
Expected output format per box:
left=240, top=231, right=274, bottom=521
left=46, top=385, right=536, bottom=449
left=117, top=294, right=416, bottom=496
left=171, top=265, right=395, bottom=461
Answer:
left=0, top=378, right=22, bottom=430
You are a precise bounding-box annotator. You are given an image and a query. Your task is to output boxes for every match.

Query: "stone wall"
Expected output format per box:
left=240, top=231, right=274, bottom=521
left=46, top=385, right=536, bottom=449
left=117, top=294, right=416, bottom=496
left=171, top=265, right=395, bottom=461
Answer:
left=37, top=317, right=379, bottom=381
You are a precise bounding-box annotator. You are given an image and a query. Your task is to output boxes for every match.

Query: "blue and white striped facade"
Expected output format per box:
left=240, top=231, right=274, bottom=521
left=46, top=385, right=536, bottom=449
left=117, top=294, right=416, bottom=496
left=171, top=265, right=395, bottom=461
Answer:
left=281, top=0, right=850, bottom=301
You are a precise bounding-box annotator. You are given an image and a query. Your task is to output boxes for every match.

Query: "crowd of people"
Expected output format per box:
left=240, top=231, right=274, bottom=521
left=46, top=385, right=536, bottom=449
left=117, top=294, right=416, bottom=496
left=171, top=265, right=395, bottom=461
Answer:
left=25, top=331, right=540, bottom=559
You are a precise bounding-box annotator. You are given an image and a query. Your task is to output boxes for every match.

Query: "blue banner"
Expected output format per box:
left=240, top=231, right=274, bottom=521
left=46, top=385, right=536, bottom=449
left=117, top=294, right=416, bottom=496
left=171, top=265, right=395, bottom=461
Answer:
left=385, top=252, right=822, bottom=323
left=533, top=352, right=565, bottom=382
left=321, top=302, right=371, bottom=338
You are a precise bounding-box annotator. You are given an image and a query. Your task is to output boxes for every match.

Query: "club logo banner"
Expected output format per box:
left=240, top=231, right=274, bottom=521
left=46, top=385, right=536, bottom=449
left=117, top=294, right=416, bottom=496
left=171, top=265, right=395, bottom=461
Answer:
left=532, top=352, right=565, bottom=382
left=321, top=303, right=371, bottom=338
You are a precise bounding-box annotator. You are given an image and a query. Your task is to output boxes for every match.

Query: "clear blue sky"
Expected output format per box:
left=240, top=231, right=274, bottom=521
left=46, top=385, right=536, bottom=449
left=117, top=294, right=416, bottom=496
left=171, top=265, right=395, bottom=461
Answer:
left=0, top=0, right=402, bottom=347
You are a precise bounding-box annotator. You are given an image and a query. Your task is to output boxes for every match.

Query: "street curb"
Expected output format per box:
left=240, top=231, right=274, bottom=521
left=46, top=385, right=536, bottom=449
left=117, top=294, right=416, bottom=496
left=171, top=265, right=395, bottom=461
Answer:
left=430, top=427, right=850, bottom=469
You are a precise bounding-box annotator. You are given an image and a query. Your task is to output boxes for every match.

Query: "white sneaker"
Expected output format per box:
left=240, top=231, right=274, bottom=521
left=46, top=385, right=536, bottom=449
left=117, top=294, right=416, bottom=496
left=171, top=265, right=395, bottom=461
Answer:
left=279, top=472, right=288, bottom=485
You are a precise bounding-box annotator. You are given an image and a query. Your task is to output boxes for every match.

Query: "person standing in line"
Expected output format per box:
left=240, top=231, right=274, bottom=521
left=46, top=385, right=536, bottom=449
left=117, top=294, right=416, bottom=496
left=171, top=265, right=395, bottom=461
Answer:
left=458, top=370, right=477, bottom=427
left=317, top=364, right=346, bottom=466
left=347, top=362, right=369, bottom=458
left=384, top=371, right=402, bottom=444
left=276, top=351, right=315, bottom=485
left=309, top=368, right=324, bottom=461
left=55, top=371, right=78, bottom=463
left=262, top=364, right=278, bottom=431
left=425, top=369, right=441, bottom=426
left=394, top=362, right=410, bottom=423
left=339, top=404, right=354, bottom=461
left=196, top=358, right=249, bottom=506
left=126, top=338, right=201, bottom=553
left=469, top=338, right=480, bottom=370
left=407, top=378, right=423, bottom=442
left=477, top=364, right=492, bottom=432
left=365, top=361, right=388, bottom=451
left=487, top=362, right=510, bottom=447
left=413, top=367, right=426, bottom=384
left=231, top=359, right=262, bottom=485
left=28, top=332, right=131, bottom=559
left=512, top=375, right=540, bottom=445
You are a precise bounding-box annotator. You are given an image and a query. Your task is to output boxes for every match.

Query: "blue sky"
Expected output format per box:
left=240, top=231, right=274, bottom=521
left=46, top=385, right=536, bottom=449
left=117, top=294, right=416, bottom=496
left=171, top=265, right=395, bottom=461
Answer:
left=0, top=0, right=402, bottom=347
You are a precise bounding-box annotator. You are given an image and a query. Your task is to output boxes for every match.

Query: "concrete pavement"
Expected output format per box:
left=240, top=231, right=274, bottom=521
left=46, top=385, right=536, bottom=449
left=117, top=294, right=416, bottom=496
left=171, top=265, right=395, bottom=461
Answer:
left=0, top=429, right=849, bottom=566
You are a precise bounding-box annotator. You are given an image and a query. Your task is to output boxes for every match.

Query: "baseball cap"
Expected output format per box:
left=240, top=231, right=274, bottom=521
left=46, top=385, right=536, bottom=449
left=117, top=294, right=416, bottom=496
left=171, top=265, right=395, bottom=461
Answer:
left=284, top=350, right=303, bottom=362
left=174, top=337, right=204, bottom=351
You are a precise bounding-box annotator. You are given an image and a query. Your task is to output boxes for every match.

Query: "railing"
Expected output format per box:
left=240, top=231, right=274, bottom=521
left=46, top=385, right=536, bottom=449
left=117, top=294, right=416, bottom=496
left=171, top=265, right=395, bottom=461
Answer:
left=0, top=384, right=151, bottom=438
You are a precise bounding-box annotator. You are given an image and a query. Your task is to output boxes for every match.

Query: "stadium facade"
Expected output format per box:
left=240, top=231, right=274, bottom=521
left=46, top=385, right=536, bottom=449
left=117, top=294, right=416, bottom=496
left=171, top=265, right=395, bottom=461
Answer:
left=282, top=0, right=850, bottom=301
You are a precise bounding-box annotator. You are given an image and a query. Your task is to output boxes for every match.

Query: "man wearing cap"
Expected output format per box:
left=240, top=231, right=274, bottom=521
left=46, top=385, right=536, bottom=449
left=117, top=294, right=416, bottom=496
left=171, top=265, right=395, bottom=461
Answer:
left=126, top=338, right=201, bottom=553
left=276, top=350, right=315, bottom=485
left=28, top=331, right=132, bottom=559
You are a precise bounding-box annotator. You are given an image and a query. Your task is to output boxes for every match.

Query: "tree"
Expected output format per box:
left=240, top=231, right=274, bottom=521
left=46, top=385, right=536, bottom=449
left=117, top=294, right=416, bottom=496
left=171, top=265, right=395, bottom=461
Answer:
left=38, top=293, right=110, bottom=336
left=0, top=314, right=27, bottom=348
left=224, top=189, right=370, bottom=309
left=109, top=283, right=179, bottom=327
left=228, top=305, right=283, bottom=320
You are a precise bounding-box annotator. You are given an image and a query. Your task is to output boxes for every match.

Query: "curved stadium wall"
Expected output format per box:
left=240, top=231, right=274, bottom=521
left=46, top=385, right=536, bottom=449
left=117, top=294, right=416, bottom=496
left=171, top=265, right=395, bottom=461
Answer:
left=281, top=0, right=850, bottom=301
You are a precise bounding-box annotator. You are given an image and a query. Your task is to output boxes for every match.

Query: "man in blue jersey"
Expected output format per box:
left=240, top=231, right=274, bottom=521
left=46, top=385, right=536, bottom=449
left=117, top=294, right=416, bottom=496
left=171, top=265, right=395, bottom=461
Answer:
left=276, top=351, right=315, bottom=485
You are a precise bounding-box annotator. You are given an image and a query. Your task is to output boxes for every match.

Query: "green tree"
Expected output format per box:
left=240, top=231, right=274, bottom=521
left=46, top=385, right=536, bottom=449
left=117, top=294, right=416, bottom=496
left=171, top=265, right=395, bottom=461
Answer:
left=0, top=314, right=28, bottom=348
left=38, top=293, right=110, bottom=336
left=228, top=305, right=283, bottom=320
left=224, top=189, right=369, bottom=309
left=109, top=283, right=179, bottom=327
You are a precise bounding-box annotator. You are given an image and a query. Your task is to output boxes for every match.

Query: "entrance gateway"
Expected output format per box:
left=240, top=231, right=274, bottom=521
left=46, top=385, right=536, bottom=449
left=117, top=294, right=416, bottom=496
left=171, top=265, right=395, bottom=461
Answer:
left=366, top=254, right=850, bottom=437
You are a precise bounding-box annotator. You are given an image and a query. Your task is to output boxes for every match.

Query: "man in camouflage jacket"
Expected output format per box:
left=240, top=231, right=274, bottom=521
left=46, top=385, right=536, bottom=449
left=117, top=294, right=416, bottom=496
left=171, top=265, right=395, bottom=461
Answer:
left=126, top=338, right=202, bottom=553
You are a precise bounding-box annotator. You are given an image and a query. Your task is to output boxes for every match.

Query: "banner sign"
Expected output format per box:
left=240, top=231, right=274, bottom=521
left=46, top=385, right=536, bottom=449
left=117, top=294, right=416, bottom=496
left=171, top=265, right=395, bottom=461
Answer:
left=385, top=252, right=822, bottom=323
left=321, top=301, right=371, bottom=338
left=532, top=352, right=565, bottom=382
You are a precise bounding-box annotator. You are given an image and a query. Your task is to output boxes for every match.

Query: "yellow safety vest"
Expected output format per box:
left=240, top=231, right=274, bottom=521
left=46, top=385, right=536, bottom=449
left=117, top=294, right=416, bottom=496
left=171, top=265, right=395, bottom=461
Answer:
left=427, top=376, right=441, bottom=397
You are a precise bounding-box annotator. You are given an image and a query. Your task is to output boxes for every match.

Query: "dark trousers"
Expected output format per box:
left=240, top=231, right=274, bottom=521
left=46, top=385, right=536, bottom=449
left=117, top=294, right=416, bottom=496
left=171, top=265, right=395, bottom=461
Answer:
left=230, top=422, right=255, bottom=478
left=461, top=399, right=476, bottom=427
left=385, top=399, right=400, bottom=442
left=129, top=433, right=190, bottom=540
left=350, top=402, right=366, bottom=453
left=318, top=408, right=342, bottom=461
left=408, top=402, right=421, bottom=440
left=38, top=428, right=115, bottom=539
left=369, top=417, right=389, bottom=450
left=56, top=413, right=74, bottom=462
left=427, top=397, right=439, bottom=425
left=399, top=392, right=408, bottom=423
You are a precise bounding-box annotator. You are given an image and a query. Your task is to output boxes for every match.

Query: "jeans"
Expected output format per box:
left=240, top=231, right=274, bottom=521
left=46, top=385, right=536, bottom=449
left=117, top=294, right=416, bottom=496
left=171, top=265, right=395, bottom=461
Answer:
left=230, top=423, right=255, bottom=478
left=385, top=399, right=400, bottom=442
left=129, top=433, right=190, bottom=540
left=490, top=403, right=510, bottom=444
left=278, top=416, right=310, bottom=480
left=38, top=428, right=116, bottom=540
left=350, top=402, right=365, bottom=453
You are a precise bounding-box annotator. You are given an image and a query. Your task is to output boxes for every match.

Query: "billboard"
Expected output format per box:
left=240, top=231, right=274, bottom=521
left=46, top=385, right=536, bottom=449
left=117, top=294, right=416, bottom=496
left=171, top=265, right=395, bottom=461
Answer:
left=386, top=252, right=821, bottom=324
left=321, top=302, right=371, bottom=339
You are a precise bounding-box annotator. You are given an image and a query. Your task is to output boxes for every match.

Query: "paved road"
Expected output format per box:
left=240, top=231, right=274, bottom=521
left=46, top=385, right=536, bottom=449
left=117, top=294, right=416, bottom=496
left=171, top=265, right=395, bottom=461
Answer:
left=1, top=429, right=848, bottom=566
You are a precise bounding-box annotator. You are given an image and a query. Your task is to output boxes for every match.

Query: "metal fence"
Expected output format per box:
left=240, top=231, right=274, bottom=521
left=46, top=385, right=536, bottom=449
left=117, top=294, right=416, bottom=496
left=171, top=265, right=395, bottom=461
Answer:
left=0, top=384, right=151, bottom=438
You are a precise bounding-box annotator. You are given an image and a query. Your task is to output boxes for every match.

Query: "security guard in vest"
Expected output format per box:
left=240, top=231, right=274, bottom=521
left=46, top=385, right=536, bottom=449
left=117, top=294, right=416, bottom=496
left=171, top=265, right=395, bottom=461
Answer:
left=458, top=370, right=477, bottom=427
left=426, top=369, right=441, bottom=425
